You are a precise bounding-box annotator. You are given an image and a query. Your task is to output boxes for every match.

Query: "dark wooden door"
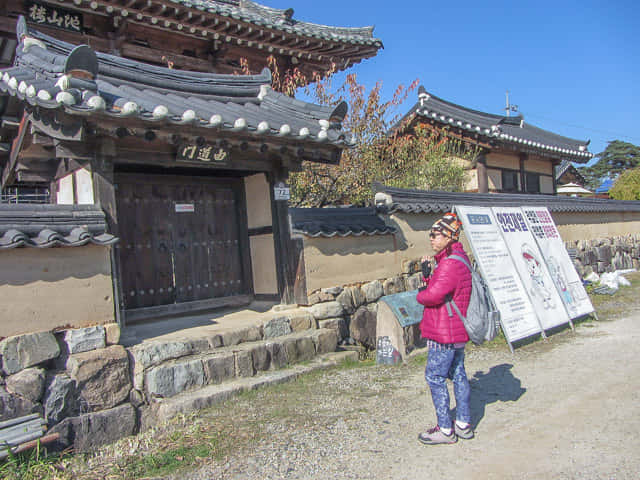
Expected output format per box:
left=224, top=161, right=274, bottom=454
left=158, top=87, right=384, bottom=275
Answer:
left=115, top=174, right=249, bottom=311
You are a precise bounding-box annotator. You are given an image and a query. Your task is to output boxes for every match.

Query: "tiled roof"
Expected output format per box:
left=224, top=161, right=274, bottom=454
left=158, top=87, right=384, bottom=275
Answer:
left=393, top=87, right=592, bottom=162
left=0, top=204, right=118, bottom=248
left=290, top=207, right=396, bottom=237
left=0, top=18, right=352, bottom=148
left=373, top=184, right=640, bottom=214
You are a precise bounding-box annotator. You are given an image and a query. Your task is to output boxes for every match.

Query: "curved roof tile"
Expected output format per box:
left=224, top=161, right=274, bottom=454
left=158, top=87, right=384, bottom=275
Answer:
left=290, top=207, right=396, bottom=238
left=373, top=184, right=640, bottom=214
left=0, top=204, right=118, bottom=249
left=0, top=20, right=353, bottom=147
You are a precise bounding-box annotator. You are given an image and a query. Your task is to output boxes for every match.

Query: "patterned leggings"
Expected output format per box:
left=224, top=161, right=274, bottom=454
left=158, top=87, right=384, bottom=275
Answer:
left=424, top=346, right=471, bottom=429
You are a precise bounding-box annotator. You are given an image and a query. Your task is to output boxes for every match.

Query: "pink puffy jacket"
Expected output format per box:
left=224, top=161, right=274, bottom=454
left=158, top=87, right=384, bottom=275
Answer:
left=416, top=242, right=472, bottom=344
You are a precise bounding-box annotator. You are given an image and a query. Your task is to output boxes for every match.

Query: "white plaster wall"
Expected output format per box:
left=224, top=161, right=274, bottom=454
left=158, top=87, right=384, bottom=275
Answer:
left=57, top=174, right=74, bottom=204
left=244, top=173, right=272, bottom=229
left=0, top=245, right=115, bottom=337
left=249, top=234, right=278, bottom=295
left=75, top=168, right=95, bottom=204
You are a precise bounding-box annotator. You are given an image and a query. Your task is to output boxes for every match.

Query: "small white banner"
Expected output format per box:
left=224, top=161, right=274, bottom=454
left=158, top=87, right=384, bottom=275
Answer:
left=175, top=203, right=195, bottom=213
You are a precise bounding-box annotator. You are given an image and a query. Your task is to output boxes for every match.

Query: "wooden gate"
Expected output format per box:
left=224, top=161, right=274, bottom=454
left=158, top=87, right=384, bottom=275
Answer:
left=115, top=174, right=251, bottom=316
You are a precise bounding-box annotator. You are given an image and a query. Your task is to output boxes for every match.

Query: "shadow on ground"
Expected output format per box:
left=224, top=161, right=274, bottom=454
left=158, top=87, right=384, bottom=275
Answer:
left=466, top=363, right=526, bottom=427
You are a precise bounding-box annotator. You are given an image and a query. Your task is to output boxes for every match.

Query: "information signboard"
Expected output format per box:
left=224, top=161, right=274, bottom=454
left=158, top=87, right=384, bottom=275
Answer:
left=456, top=206, right=542, bottom=343
left=491, top=206, right=571, bottom=331
left=521, top=206, right=594, bottom=319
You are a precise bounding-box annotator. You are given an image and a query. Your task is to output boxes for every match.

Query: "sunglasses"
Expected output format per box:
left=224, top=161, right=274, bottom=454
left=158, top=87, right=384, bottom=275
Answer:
left=429, top=232, right=441, bottom=239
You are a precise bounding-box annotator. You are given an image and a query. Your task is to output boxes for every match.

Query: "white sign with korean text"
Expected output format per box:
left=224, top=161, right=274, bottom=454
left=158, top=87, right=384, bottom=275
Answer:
left=491, top=206, right=571, bottom=331
left=521, top=206, right=594, bottom=319
left=456, top=205, right=542, bottom=342
left=274, top=183, right=290, bottom=201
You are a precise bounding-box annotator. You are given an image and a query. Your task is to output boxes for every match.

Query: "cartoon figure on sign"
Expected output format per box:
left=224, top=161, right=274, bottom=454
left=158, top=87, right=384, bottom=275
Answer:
left=521, top=243, right=555, bottom=310
left=547, top=255, right=577, bottom=315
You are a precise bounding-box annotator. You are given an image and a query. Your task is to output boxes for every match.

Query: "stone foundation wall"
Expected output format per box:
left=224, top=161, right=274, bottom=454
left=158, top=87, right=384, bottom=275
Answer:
left=567, top=234, right=640, bottom=277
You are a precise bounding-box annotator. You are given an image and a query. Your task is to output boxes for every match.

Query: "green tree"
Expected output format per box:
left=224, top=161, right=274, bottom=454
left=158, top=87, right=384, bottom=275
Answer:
left=608, top=168, right=640, bottom=200
left=289, top=74, right=475, bottom=206
left=581, top=140, right=640, bottom=190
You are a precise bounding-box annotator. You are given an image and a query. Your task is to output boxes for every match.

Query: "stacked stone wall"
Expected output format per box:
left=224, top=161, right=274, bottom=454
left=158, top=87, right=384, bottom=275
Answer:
left=567, top=234, right=640, bottom=277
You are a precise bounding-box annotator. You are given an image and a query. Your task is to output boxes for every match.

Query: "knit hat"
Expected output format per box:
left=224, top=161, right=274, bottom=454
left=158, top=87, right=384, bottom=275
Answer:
left=431, top=212, right=461, bottom=241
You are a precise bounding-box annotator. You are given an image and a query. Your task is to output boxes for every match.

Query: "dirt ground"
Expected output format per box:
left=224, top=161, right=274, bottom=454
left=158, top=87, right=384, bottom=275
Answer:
left=180, top=313, right=640, bottom=480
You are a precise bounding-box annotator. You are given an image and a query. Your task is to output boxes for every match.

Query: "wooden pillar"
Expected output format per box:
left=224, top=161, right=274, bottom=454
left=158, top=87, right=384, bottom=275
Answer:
left=268, top=161, right=299, bottom=305
left=519, top=153, right=527, bottom=193
left=92, top=138, right=124, bottom=326
left=552, top=160, right=558, bottom=195
left=477, top=153, right=489, bottom=193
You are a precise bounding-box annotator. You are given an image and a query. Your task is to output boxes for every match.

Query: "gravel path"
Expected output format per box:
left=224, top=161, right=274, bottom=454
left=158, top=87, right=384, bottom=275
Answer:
left=178, top=314, right=640, bottom=480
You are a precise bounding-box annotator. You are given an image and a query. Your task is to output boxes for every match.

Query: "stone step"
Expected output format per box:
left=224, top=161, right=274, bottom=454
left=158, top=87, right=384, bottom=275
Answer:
left=131, top=328, right=339, bottom=400
left=141, top=350, right=358, bottom=429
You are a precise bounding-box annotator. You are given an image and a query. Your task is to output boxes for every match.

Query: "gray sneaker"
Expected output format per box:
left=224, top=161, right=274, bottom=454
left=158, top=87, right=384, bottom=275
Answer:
left=455, top=423, right=474, bottom=440
left=418, top=425, right=457, bottom=445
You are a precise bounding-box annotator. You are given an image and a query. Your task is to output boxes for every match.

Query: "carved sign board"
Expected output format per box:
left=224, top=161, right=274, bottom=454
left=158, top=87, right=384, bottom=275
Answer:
left=274, top=182, right=290, bottom=201
left=177, top=144, right=229, bottom=164
left=27, top=2, right=83, bottom=33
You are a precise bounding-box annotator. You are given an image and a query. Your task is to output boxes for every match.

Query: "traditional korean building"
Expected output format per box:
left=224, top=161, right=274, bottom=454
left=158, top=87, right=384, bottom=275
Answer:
left=392, top=86, right=593, bottom=195
left=0, top=16, right=357, bottom=327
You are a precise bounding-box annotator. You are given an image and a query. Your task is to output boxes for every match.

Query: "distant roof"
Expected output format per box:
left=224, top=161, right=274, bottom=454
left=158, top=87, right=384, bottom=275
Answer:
left=0, top=18, right=352, bottom=148
left=290, top=207, right=396, bottom=237
left=0, top=204, right=117, bottom=248
left=555, top=159, right=586, bottom=184
left=595, top=178, right=615, bottom=194
left=392, top=87, right=592, bottom=162
left=374, top=184, right=640, bottom=214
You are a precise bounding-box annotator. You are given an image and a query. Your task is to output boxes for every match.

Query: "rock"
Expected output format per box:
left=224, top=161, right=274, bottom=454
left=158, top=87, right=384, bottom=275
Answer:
left=220, top=326, right=262, bottom=346
left=362, top=280, right=384, bottom=303
left=5, top=367, right=45, bottom=403
left=250, top=344, right=270, bottom=372
left=312, top=329, right=338, bottom=354
left=67, top=345, right=131, bottom=411
left=49, top=403, right=136, bottom=453
left=307, top=291, right=335, bottom=305
left=0, top=386, right=41, bottom=421
left=0, top=331, right=60, bottom=375
left=202, top=353, right=235, bottom=384
left=287, top=310, right=315, bottom=331
left=129, top=389, right=145, bottom=408
left=318, top=317, right=349, bottom=343
left=43, top=374, right=77, bottom=426
left=129, top=341, right=196, bottom=390
left=307, top=301, right=344, bottom=320
left=104, top=323, right=121, bottom=345
left=282, top=336, right=315, bottom=364
left=62, top=326, right=106, bottom=354
left=596, top=245, right=611, bottom=263
left=234, top=350, right=254, bottom=377
left=145, top=358, right=204, bottom=398
left=321, top=286, right=343, bottom=296
left=350, top=306, right=377, bottom=349
left=270, top=304, right=298, bottom=312
left=336, top=287, right=365, bottom=315
left=383, top=276, right=405, bottom=296
left=265, top=341, right=287, bottom=369
left=405, top=273, right=423, bottom=291
left=263, top=317, right=292, bottom=339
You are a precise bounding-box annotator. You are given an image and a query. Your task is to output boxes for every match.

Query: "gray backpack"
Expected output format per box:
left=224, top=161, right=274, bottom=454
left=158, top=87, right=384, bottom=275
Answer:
left=447, top=254, right=500, bottom=345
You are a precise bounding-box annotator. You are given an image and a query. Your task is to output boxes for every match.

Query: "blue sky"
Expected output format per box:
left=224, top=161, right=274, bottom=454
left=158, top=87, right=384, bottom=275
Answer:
left=269, top=0, right=639, bottom=166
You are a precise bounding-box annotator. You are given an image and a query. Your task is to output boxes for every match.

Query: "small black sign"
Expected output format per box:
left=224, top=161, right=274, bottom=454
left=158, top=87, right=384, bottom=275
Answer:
left=177, top=144, right=229, bottom=164
left=27, top=2, right=83, bottom=33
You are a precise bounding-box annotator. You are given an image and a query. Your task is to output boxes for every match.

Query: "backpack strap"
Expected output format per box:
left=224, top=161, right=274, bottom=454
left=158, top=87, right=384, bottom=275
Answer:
left=445, top=254, right=470, bottom=322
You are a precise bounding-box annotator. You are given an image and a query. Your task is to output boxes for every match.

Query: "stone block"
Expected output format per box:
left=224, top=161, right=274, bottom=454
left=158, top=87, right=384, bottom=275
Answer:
left=129, top=389, right=145, bottom=408
left=206, top=334, right=223, bottom=349
left=104, top=323, right=121, bottom=346
left=145, top=358, right=204, bottom=398
left=383, top=276, right=405, bottom=296
left=405, top=273, right=423, bottom=291
left=1, top=331, right=60, bottom=375
left=336, top=286, right=365, bottom=315
left=350, top=306, right=377, bottom=349
left=265, top=342, right=287, bottom=369
left=596, top=246, right=612, bottom=263
left=318, top=317, right=349, bottom=343
left=402, top=259, right=421, bottom=274
left=307, top=301, right=344, bottom=320
left=250, top=344, right=270, bottom=372
left=281, top=337, right=298, bottom=364
left=362, top=280, right=384, bottom=303
left=307, top=291, right=335, bottom=305
left=202, top=353, right=235, bottom=384
left=296, top=337, right=316, bottom=363
left=0, top=386, right=41, bottom=422
left=234, top=350, right=254, bottom=377
left=67, top=345, right=131, bottom=412
left=263, top=316, right=292, bottom=339
left=49, top=403, right=136, bottom=453
left=312, top=329, right=338, bottom=354
left=321, top=286, right=343, bottom=296
left=63, top=326, right=106, bottom=354
left=129, top=340, right=195, bottom=390
left=43, top=374, right=77, bottom=426
left=5, top=367, right=45, bottom=403
left=287, top=310, right=315, bottom=332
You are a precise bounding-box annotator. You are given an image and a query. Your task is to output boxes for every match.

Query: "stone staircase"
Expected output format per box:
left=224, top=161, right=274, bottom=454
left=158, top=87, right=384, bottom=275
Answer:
left=124, top=307, right=358, bottom=428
